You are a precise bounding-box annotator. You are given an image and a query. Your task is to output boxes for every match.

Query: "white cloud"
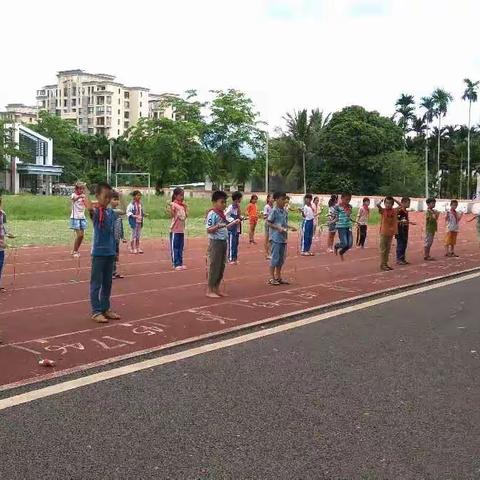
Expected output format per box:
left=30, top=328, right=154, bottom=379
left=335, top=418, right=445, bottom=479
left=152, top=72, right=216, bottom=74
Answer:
left=1, top=0, right=479, bottom=132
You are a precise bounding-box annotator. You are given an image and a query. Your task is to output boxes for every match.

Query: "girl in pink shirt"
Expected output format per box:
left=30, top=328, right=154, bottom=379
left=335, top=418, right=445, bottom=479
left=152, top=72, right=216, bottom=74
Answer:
left=169, top=187, right=188, bottom=270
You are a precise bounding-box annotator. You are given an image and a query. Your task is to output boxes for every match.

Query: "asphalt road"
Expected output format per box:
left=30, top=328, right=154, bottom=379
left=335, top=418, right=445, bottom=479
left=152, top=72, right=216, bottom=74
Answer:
left=1, top=277, right=480, bottom=480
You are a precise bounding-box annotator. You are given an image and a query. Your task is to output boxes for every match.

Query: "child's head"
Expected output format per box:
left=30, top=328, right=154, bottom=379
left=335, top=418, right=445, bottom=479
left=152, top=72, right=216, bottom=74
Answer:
left=172, top=187, right=184, bottom=203
left=328, top=194, right=338, bottom=207
left=231, top=191, right=243, bottom=205
left=313, top=196, right=319, bottom=205
left=131, top=190, right=142, bottom=202
left=110, top=190, right=120, bottom=208
left=384, top=196, right=395, bottom=209
left=273, top=191, right=287, bottom=208
left=401, top=197, right=411, bottom=209
left=426, top=197, right=436, bottom=209
left=340, top=193, right=351, bottom=204
left=266, top=193, right=273, bottom=205
left=249, top=194, right=258, bottom=204
left=304, top=193, right=313, bottom=206
left=362, top=197, right=370, bottom=207
left=95, top=182, right=113, bottom=207
left=75, top=181, right=86, bottom=194
left=450, top=199, right=458, bottom=210
left=211, top=190, right=228, bottom=211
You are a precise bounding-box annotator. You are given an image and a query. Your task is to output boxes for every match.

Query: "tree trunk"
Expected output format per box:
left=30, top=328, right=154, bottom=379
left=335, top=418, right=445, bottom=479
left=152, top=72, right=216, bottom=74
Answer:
left=425, top=124, right=429, bottom=198
left=467, top=100, right=472, bottom=199
left=437, top=116, right=441, bottom=197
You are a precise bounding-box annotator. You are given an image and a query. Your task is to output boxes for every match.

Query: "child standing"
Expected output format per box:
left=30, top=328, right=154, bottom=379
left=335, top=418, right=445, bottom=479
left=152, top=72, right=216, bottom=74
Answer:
left=332, top=193, right=354, bottom=260
left=377, top=196, right=401, bottom=271
left=444, top=200, right=463, bottom=257
left=300, top=194, right=315, bottom=256
left=110, top=191, right=127, bottom=279
left=467, top=211, right=480, bottom=245
left=127, top=190, right=147, bottom=254
left=70, top=181, right=87, bottom=258
left=0, top=197, right=15, bottom=292
left=263, top=194, right=274, bottom=259
left=327, top=194, right=338, bottom=253
left=355, top=197, right=370, bottom=248
left=226, top=191, right=244, bottom=265
left=169, top=187, right=188, bottom=271
left=312, top=196, right=321, bottom=236
left=246, top=194, right=259, bottom=244
left=206, top=191, right=241, bottom=298
left=85, top=182, right=120, bottom=323
left=267, top=192, right=297, bottom=285
left=395, top=197, right=416, bottom=265
left=424, top=198, right=440, bottom=261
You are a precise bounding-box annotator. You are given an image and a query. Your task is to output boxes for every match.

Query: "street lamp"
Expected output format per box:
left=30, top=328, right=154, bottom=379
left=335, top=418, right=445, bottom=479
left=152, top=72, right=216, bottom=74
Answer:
left=107, top=138, right=114, bottom=184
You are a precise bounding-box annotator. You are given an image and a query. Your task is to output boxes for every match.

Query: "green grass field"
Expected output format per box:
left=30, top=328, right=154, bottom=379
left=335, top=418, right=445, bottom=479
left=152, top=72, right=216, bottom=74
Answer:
left=1, top=195, right=380, bottom=247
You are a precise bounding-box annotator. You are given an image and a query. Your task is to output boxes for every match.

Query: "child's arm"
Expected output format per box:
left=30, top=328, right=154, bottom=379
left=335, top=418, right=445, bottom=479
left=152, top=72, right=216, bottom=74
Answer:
left=376, top=199, right=384, bottom=214
left=467, top=214, right=478, bottom=222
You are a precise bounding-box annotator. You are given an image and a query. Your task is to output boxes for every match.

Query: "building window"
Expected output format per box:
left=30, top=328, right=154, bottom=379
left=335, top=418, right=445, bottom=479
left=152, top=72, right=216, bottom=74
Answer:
left=124, top=121, right=129, bottom=129
left=78, top=108, right=82, bottom=114
left=107, top=96, right=112, bottom=105
left=63, top=100, right=67, bottom=107
left=118, top=119, right=120, bottom=125
left=63, top=87, right=68, bottom=96
left=88, top=107, right=94, bottom=114
left=139, top=102, right=142, bottom=107
left=88, top=128, right=94, bottom=134
left=72, top=99, right=77, bottom=107
left=97, top=117, right=105, bottom=126
left=118, top=99, right=121, bottom=105
left=139, top=112, right=142, bottom=117
left=72, top=108, right=76, bottom=113
left=55, top=109, right=61, bottom=116
left=72, top=87, right=77, bottom=96
left=140, top=92, right=143, bottom=97
left=78, top=118, right=83, bottom=125
left=97, top=96, right=105, bottom=105
left=124, top=101, right=130, bottom=109
left=124, top=112, right=129, bottom=119
left=124, top=91, right=129, bottom=99
left=118, top=88, right=121, bottom=94
left=118, top=129, right=120, bottom=136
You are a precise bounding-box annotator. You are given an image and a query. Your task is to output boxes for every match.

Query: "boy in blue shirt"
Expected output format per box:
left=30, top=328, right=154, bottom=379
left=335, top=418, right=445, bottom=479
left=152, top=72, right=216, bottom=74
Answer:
left=206, top=191, right=241, bottom=298
left=267, top=192, right=297, bottom=286
left=85, top=182, right=121, bottom=323
left=226, top=191, right=244, bottom=265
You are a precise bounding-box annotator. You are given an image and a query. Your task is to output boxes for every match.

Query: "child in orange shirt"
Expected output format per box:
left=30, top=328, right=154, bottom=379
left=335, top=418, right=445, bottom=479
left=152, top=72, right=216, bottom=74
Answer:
left=377, top=196, right=401, bottom=271
left=246, top=194, right=259, bottom=244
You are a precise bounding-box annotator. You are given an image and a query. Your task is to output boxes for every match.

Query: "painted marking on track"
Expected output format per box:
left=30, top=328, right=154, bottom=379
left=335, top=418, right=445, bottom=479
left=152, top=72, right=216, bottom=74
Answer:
left=1, top=270, right=480, bottom=411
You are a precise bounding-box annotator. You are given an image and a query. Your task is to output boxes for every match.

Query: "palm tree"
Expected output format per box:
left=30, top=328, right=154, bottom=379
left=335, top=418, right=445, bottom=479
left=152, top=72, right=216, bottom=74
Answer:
left=420, top=96, right=436, bottom=197
left=394, top=94, right=416, bottom=146
left=462, top=78, right=479, bottom=198
left=431, top=88, right=454, bottom=196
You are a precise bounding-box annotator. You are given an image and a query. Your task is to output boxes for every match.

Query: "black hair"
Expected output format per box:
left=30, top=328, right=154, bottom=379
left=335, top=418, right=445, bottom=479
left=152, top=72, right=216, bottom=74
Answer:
left=212, top=190, right=228, bottom=202
left=172, top=187, right=184, bottom=202
left=340, top=192, right=351, bottom=199
left=304, top=194, right=313, bottom=200
left=249, top=194, right=258, bottom=202
left=401, top=197, right=410, bottom=203
left=426, top=197, right=436, bottom=205
left=385, top=196, right=395, bottom=203
left=273, top=191, right=286, bottom=201
left=450, top=199, right=459, bottom=205
left=363, top=197, right=370, bottom=203
left=111, top=190, right=120, bottom=200
left=231, top=191, right=243, bottom=202
left=95, top=182, right=113, bottom=195
left=313, top=196, right=319, bottom=202
left=328, top=194, right=338, bottom=207
left=131, top=190, right=142, bottom=197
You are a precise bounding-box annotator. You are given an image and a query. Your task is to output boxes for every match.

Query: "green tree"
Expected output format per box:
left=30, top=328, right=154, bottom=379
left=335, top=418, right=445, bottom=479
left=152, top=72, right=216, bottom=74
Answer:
left=394, top=93, right=416, bottom=145
left=462, top=78, right=479, bottom=198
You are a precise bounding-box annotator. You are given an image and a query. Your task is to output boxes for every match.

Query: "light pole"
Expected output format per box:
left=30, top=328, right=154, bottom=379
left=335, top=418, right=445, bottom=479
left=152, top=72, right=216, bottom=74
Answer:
left=424, top=130, right=429, bottom=199
left=302, top=141, right=307, bottom=195
left=108, top=138, right=114, bottom=184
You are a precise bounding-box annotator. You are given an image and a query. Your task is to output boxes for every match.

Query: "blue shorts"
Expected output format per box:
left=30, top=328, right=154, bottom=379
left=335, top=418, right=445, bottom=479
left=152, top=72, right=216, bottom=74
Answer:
left=70, top=218, right=87, bottom=230
left=270, top=241, right=286, bottom=268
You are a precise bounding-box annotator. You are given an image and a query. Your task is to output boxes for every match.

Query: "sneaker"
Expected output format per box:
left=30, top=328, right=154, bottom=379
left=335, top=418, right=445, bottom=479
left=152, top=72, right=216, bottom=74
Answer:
left=396, top=260, right=407, bottom=265
left=113, top=273, right=124, bottom=279
left=268, top=279, right=280, bottom=286
left=181, top=265, right=187, bottom=270
left=174, top=266, right=184, bottom=271
left=424, top=256, right=436, bottom=261
left=327, top=248, right=334, bottom=253
left=138, top=249, right=144, bottom=254
left=266, top=255, right=272, bottom=260
left=72, top=252, right=80, bottom=258
left=103, top=310, right=121, bottom=320
left=278, top=279, right=290, bottom=285
left=92, top=313, right=109, bottom=323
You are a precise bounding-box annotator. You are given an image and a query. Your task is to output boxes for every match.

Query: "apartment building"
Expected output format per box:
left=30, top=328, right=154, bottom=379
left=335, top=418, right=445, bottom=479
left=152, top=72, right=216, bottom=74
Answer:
left=36, top=70, right=155, bottom=138
left=0, top=104, right=38, bottom=124
left=149, top=93, right=176, bottom=121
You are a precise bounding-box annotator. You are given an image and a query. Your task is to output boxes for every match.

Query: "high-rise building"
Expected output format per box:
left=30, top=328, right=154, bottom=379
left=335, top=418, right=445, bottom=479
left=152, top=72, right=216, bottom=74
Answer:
left=36, top=69, right=169, bottom=138
left=0, top=104, right=38, bottom=124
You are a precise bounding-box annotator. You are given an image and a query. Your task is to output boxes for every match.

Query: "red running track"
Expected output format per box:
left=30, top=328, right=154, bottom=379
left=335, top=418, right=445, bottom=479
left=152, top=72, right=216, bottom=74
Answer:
left=0, top=215, right=479, bottom=391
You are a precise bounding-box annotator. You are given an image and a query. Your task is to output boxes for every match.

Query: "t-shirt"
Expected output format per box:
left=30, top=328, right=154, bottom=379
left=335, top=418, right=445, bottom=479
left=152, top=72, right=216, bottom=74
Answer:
left=263, top=203, right=273, bottom=219
left=112, top=208, right=125, bottom=242
left=446, top=210, right=461, bottom=232
left=246, top=203, right=258, bottom=223
left=127, top=201, right=144, bottom=228
left=268, top=207, right=288, bottom=244
left=302, top=205, right=315, bottom=221
left=328, top=206, right=337, bottom=225
left=91, top=207, right=116, bottom=256
left=357, top=206, right=370, bottom=226
left=397, top=209, right=409, bottom=238
left=71, top=193, right=86, bottom=220
left=206, top=210, right=228, bottom=241
left=379, top=207, right=399, bottom=236
left=334, top=204, right=352, bottom=229
left=225, top=203, right=242, bottom=234
left=0, top=210, right=7, bottom=252
left=170, top=202, right=187, bottom=234
left=425, top=209, right=438, bottom=234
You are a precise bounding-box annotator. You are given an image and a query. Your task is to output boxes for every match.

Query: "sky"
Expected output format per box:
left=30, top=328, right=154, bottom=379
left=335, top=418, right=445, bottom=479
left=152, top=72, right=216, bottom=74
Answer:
left=1, top=0, right=480, bottom=132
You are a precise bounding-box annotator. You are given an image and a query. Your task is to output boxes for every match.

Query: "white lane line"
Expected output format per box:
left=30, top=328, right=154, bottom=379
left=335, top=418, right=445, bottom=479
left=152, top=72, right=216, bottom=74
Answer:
left=1, top=270, right=479, bottom=412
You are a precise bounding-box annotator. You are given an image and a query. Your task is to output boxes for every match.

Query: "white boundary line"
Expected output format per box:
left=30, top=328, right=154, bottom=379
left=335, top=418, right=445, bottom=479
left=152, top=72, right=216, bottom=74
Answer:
left=1, top=270, right=479, bottom=412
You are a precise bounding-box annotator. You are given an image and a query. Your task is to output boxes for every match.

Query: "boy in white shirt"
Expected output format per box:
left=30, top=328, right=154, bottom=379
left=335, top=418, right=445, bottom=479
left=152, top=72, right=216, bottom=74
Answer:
left=70, top=181, right=87, bottom=258
left=300, top=194, right=315, bottom=256
left=263, top=194, right=274, bottom=259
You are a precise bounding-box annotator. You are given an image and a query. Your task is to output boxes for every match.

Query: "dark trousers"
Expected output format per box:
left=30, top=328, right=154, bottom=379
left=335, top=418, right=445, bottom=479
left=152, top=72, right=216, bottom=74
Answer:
left=336, top=227, right=353, bottom=255
left=228, top=231, right=240, bottom=262
left=90, top=255, right=115, bottom=314
left=356, top=225, right=368, bottom=247
left=170, top=232, right=184, bottom=267
left=301, top=219, right=314, bottom=252
left=0, top=250, right=4, bottom=286
left=208, top=239, right=227, bottom=289
left=113, top=241, right=120, bottom=276
left=396, top=234, right=408, bottom=261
